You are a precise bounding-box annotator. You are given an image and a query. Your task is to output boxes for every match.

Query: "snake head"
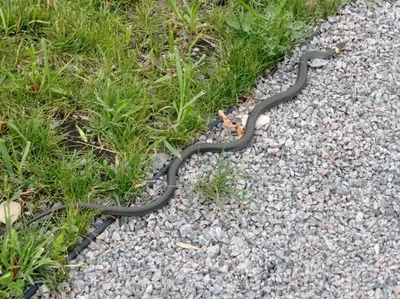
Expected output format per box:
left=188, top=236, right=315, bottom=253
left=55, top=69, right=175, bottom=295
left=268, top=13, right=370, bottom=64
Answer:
left=333, top=42, right=346, bottom=54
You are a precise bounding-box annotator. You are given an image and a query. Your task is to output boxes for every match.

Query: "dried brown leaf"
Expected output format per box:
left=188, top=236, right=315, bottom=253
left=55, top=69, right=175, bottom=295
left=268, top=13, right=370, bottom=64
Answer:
left=236, top=125, right=245, bottom=139
left=218, top=110, right=236, bottom=129
left=0, top=201, right=22, bottom=224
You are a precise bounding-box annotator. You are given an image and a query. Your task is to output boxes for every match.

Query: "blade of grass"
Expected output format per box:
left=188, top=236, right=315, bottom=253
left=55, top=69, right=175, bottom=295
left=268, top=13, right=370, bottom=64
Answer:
left=0, top=71, right=7, bottom=85
left=167, top=0, right=183, bottom=22
left=18, top=141, right=31, bottom=177
left=164, top=139, right=181, bottom=158
left=183, top=90, right=205, bottom=110
left=0, top=141, right=14, bottom=175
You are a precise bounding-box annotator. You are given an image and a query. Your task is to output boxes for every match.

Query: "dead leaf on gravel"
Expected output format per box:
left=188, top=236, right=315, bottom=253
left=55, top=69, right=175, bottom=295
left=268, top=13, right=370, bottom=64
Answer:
left=0, top=201, right=22, bottom=224
left=218, top=110, right=246, bottom=139
left=236, top=125, right=245, bottom=138
left=218, top=110, right=236, bottom=129
left=176, top=242, right=200, bottom=250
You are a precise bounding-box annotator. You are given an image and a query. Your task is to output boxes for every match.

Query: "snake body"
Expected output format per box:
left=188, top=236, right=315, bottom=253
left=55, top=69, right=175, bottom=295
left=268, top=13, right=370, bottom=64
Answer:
left=26, top=43, right=345, bottom=225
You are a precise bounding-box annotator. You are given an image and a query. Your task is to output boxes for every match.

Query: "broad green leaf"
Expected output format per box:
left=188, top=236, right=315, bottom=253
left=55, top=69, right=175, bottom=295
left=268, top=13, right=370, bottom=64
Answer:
left=241, top=13, right=254, bottom=32
left=226, top=19, right=241, bottom=30
left=0, top=273, right=13, bottom=286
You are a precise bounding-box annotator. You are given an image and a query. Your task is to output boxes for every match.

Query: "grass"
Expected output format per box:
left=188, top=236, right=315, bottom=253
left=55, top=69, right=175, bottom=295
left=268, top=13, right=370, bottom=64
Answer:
left=195, top=155, right=254, bottom=211
left=0, top=0, right=343, bottom=296
left=0, top=226, right=63, bottom=297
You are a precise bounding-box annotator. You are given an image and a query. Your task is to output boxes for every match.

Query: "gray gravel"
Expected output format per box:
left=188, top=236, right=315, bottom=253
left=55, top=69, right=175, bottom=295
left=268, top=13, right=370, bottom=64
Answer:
left=36, top=1, right=400, bottom=298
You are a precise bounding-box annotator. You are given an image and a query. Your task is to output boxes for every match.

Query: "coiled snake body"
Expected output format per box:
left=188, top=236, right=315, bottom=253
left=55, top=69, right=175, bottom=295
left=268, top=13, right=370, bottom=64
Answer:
left=27, top=43, right=345, bottom=225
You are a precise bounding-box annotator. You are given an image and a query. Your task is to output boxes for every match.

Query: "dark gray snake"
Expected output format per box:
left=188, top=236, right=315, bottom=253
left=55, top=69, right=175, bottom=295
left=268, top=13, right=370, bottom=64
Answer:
left=26, top=43, right=345, bottom=225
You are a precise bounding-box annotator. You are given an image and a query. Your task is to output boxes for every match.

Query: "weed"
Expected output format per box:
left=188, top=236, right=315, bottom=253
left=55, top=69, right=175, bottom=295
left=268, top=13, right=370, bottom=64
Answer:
left=195, top=155, right=254, bottom=211
left=168, top=0, right=204, bottom=34
left=172, top=48, right=206, bottom=127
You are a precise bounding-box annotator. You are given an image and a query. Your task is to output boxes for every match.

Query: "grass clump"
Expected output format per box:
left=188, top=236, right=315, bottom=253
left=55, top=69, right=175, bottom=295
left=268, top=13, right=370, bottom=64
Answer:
left=195, top=156, right=254, bottom=211
left=0, top=226, right=63, bottom=298
left=0, top=0, right=344, bottom=295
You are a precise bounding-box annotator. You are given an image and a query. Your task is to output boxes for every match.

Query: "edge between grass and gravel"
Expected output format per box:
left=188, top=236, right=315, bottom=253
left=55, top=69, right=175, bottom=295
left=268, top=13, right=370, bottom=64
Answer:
left=0, top=0, right=344, bottom=297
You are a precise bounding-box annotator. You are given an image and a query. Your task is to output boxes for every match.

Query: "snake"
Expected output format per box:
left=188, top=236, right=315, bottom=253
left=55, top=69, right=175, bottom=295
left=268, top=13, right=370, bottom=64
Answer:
left=25, top=42, right=345, bottom=225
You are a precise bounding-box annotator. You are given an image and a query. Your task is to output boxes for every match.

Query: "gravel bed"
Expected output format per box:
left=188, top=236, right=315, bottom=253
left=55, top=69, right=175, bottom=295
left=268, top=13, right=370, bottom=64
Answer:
left=36, top=1, right=400, bottom=298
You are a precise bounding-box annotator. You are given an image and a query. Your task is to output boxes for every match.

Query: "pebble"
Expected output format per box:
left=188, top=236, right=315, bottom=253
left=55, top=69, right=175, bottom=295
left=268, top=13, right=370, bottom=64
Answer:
left=151, top=153, right=170, bottom=170
left=102, top=283, right=111, bottom=291
left=241, top=114, right=271, bottom=128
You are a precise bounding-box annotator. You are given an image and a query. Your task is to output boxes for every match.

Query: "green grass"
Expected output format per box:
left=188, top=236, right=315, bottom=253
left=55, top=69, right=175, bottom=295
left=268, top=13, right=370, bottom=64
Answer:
left=195, top=155, right=254, bottom=211
left=0, top=0, right=343, bottom=296
left=0, top=226, right=63, bottom=297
